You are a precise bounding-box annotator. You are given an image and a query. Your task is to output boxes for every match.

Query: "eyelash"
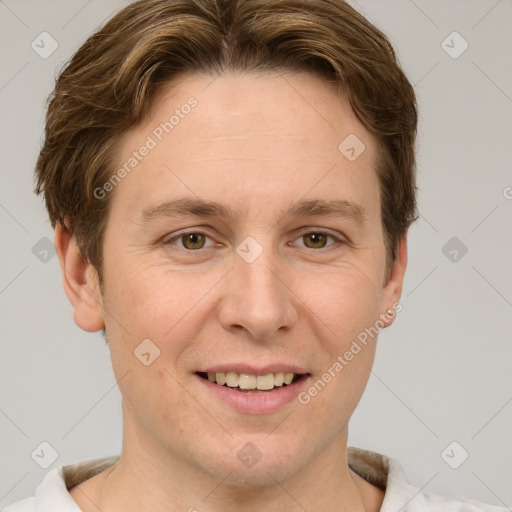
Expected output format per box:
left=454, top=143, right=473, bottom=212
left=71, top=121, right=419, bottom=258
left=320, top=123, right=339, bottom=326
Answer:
left=162, top=229, right=346, bottom=253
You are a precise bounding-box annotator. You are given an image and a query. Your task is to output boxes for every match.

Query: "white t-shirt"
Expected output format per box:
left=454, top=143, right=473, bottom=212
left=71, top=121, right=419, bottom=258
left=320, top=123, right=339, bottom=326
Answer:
left=2, top=447, right=507, bottom=511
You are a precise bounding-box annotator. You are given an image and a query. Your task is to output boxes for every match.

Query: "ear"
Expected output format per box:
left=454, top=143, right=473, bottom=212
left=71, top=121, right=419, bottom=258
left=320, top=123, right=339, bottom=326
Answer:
left=380, top=234, right=408, bottom=328
left=54, top=221, right=105, bottom=332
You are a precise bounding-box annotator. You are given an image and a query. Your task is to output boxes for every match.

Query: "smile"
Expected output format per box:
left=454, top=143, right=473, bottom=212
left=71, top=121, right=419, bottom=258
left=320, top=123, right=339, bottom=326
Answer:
left=197, top=371, right=304, bottom=392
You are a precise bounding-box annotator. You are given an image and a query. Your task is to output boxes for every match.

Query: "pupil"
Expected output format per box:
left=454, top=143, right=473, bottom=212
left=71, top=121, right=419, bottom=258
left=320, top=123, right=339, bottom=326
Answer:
left=184, top=233, right=204, bottom=249
left=306, top=233, right=326, bottom=248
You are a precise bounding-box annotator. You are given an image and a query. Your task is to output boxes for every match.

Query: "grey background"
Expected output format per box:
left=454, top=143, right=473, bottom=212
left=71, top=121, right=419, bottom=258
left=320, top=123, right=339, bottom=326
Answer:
left=1, top=0, right=511, bottom=508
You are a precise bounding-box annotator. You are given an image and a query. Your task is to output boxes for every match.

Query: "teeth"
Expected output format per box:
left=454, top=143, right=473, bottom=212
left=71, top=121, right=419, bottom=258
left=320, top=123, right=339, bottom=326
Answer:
left=204, top=371, right=298, bottom=390
left=225, top=372, right=239, bottom=388
left=274, top=372, right=284, bottom=386
left=239, top=374, right=257, bottom=389
left=283, top=372, right=294, bottom=385
left=257, top=374, right=274, bottom=390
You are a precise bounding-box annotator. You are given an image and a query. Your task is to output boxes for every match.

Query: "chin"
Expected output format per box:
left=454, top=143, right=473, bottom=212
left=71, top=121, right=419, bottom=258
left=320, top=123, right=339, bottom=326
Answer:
left=217, top=459, right=301, bottom=489
left=206, top=436, right=309, bottom=487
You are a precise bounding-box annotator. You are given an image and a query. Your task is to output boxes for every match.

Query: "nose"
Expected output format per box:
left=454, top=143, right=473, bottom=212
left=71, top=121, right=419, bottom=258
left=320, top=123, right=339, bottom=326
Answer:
left=217, top=249, right=298, bottom=341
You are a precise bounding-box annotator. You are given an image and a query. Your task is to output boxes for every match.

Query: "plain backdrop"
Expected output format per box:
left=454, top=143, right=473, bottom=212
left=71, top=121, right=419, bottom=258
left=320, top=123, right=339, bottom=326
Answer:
left=1, top=0, right=511, bottom=508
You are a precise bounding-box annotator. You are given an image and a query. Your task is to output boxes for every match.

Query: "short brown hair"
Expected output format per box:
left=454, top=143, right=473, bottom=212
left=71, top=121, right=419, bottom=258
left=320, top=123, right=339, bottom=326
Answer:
left=35, top=0, right=418, bottom=283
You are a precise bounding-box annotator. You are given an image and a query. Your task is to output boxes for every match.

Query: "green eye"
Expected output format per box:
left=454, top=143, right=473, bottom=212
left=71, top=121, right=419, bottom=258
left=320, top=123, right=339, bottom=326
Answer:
left=295, top=231, right=341, bottom=250
left=180, top=233, right=207, bottom=250
left=164, top=229, right=343, bottom=253
left=165, top=231, right=213, bottom=250
left=302, top=232, right=330, bottom=249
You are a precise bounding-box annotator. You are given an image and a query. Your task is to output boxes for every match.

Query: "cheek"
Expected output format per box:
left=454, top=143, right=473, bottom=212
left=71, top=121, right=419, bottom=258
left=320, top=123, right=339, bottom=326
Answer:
left=303, top=265, right=384, bottom=346
left=104, top=256, right=213, bottom=336
left=297, top=266, right=383, bottom=403
left=101, top=259, right=226, bottom=396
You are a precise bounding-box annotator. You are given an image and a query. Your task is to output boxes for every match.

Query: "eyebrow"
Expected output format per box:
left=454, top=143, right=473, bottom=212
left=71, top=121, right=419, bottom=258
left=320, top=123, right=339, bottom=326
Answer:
left=138, top=196, right=366, bottom=224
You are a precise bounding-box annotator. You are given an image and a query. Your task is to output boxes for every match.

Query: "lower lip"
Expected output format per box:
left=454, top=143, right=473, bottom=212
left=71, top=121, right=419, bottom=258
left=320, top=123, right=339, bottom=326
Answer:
left=195, top=374, right=310, bottom=414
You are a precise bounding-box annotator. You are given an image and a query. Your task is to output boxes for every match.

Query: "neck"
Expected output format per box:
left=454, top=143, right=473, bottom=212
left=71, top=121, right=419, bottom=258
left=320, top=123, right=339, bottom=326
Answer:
left=87, top=410, right=372, bottom=512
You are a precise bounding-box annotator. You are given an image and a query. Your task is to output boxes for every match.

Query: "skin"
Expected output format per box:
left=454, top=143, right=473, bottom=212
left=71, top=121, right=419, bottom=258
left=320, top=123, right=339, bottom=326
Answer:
left=56, top=70, right=407, bottom=512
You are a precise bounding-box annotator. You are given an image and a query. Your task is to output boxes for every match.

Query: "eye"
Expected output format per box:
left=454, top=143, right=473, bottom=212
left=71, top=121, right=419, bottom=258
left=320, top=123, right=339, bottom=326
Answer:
left=163, top=229, right=345, bottom=252
left=292, top=230, right=343, bottom=250
left=163, top=231, right=216, bottom=250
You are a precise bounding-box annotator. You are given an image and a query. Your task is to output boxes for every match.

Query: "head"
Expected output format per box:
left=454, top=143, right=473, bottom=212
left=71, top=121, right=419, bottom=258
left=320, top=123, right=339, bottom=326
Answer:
left=39, top=0, right=417, bottom=489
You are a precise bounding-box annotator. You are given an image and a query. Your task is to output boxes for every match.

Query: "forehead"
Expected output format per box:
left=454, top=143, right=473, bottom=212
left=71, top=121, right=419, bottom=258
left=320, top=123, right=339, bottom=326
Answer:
left=109, top=70, right=379, bottom=222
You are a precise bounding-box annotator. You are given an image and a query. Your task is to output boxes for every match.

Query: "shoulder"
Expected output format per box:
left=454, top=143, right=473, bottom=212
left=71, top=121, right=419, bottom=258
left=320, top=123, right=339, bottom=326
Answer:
left=347, top=447, right=508, bottom=512
left=2, top=497, right=35, bottom=512
left=402, top=485, right=508, bottom=512
left=2, top=457, right=118, bottom=512
left=2, top=466, right=75, bottom=512
left=385, top=456, right=508, bottom=511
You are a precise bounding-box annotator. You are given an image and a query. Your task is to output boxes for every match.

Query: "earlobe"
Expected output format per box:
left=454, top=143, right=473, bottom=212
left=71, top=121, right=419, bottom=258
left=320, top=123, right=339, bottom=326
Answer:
left=381, top=235, right=408, bottom=328
left=54, top=222, right=106, bottom=332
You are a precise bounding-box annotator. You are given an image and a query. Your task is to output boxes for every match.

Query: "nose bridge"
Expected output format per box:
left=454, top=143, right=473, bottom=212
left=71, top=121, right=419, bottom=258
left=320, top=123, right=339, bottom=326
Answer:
left=243, top=254, right=282, bottom=305
left=219, top=239, right=297, bottom=339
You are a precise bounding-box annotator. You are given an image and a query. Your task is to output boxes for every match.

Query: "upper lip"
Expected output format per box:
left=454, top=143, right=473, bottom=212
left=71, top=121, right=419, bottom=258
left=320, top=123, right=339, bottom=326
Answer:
left=198, top=364, right=309, bottom=376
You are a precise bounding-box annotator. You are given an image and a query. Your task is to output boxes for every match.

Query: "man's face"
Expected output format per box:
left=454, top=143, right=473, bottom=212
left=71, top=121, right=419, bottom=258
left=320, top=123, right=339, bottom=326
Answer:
left=90, top=71, right=404, bottom=484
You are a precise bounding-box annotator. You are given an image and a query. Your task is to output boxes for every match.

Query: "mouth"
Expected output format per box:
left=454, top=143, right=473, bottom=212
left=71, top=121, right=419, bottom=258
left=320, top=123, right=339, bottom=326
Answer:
left=196, top=371, right=307, bottom=393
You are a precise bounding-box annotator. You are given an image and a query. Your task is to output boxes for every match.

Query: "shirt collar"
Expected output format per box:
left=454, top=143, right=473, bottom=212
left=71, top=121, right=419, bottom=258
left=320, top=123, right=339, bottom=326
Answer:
left=35, top=448, right=411, bottom=511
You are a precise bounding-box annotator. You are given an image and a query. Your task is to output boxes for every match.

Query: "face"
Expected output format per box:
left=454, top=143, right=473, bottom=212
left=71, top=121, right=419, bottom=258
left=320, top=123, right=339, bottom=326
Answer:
left=78, top=71, right=405, bottom=486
